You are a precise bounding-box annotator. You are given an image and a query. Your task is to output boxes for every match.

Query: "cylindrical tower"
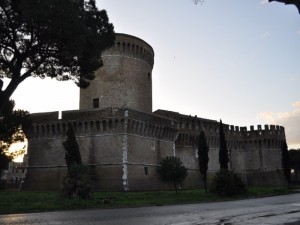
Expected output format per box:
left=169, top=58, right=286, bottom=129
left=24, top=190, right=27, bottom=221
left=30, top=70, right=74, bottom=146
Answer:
left=79, top=33, right=154, bottom=113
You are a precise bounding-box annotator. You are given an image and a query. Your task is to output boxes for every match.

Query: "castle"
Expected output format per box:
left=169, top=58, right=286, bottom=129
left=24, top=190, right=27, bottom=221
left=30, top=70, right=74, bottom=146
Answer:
left=23, top=33, right=287, bottom=191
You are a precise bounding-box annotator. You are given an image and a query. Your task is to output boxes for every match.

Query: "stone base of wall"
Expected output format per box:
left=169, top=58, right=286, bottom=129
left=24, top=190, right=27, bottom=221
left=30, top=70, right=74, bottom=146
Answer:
left=22, top=167, right=67, bottom=191
left=238, top=170, right=288, bottom=187
left=23, top=167, right=287, bottom=191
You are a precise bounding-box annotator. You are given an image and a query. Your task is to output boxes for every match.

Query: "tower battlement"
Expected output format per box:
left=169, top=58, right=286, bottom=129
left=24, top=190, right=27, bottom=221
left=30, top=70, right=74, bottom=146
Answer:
left=80, top=33, right=154, bottom=113
left=108, top=33, right=154, bottom=67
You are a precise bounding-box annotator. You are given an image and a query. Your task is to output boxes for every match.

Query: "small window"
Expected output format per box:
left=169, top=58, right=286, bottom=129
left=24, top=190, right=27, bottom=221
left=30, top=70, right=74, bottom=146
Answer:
left=93, top=98, right=99, bottom=108
left=144, top=167, right=148, bottom=175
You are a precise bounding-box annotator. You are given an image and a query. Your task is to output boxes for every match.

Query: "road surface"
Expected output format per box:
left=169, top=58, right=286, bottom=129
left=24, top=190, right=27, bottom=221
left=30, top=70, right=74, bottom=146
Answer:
left=0, top=193, right=300, bottom=224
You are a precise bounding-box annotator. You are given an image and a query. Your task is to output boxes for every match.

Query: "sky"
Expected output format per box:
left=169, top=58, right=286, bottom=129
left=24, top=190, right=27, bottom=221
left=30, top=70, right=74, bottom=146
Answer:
left=4, top=0, right=300, bottom=149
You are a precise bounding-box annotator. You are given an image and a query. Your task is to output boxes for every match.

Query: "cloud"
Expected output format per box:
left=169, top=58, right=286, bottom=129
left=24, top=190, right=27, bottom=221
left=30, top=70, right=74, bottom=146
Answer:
left=297, top=30, right=300, bottom=36
left=260, top=0, right=269, bottom=5
left=257, top=101, right=300, bottom=148
left=292, top=101, right=300, bottom=108
left=261, top=31, right=271, bottom=39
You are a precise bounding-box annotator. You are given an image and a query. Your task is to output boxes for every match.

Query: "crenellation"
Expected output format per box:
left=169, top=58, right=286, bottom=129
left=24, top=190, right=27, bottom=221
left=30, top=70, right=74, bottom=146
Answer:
left=270, top=125, right=275, bottom=130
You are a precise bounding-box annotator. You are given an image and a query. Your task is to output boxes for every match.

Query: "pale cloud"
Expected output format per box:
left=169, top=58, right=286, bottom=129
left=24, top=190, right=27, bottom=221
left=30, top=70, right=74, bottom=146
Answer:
left=257, top=112, right=276, bottom=124
left=292, top=101, right=300, bottom=108
left=257, top=101, right=300, bottom=148
left=297, top=30, right=300, bottom=35
left=261, top=31, right=271, bottom=38
left=260, top=0, right=269, bottom=5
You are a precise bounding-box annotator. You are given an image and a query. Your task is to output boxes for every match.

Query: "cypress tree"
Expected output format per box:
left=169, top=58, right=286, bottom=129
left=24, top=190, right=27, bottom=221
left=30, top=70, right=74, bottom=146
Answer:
left=281, top=141, right=291, bottom=185
left=63, top=124, right=82, bottom=169
left=198, top=131, right=209, bottom=192
left=61, top=124, right=93, bottom=199
left=219, top=120, right=229, bottom=170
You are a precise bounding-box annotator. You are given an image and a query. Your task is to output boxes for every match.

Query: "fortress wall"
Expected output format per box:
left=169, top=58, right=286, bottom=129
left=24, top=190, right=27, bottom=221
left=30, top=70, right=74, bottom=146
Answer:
left=27, top=138, right=66, bottom=167
left=172, top=121, right=286, bottom=187
left=25, top=132, right=125, bottom=191
left=23, top=137, right=67, bottom=190
left=27, top=108, right=177, bottom=141
left=26, top=107, right=287, bottom=190
left=77, top=135, right=123, bottom=165
left=23, top=167, right=67, bottom=191
left=242, top=170, right=287, bottom=186
left=78, top=134, right=124, bottom=191
left=25, top=108, right=180, bottom=191
left=126, top=136, right=174, bottom=190
left=175, top=145, right=201, bottom=189
left=207, top=148, right=220, bottom=172
left=261, top=143, right=284, bottom=171
left=29, top=111, right=59, bottom=123
left=176, top=146, right=198, bottom=170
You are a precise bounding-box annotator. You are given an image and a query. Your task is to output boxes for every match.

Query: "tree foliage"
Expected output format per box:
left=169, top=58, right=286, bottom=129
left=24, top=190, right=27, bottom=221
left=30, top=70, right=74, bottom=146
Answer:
left=281, top=141, right=291, bottom=184
left=289, top=148, right=300, bottom=171
left=219, top=120, right=229, bottom=170
left=269, top=0, right=300, bottom=14
left=61, top=124, right=93, bottom=199
left=0, top=100, right=30, bottom=170
left=289, top=148, right=300, bottom=183
left=63, top=124, right=82, bottom=169
left=210, top=170, right=246, bottom=196
left=0, top=0, right=115, bottom=112
left=60, top=164, right=94, bottom=200
left=157, top=156, right=188, bottom=193
left=197, top=131, right=209, bottom=192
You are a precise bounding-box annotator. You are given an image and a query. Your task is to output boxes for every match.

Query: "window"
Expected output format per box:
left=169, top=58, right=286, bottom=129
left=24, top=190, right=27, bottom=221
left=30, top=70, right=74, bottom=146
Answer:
left=93, top=98, right=99, bottom=108
left=144, top=167, right=148, bottom=175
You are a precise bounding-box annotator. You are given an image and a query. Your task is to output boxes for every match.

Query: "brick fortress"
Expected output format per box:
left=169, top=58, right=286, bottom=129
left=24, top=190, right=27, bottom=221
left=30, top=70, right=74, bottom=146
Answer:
left=23, top=33, right=287, bottom=191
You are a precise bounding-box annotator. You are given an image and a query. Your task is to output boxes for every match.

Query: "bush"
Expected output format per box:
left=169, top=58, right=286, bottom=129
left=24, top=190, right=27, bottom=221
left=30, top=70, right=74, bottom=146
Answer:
left=210, top=170, right=246, bottom=196
left=0, top=180, right=6, bottom=190
left=60, top=164, right=94, bottom=200
left=157, top=156, right=188, bottom=193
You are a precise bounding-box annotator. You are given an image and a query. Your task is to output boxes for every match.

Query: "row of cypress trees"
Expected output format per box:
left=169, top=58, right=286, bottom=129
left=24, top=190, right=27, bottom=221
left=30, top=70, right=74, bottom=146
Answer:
left=197, top=120, right=228, bottom=192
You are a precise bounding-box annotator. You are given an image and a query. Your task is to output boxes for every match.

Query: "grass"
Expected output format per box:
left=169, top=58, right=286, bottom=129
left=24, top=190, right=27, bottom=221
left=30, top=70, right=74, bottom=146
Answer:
left=0, top=187, right=293, bottom=214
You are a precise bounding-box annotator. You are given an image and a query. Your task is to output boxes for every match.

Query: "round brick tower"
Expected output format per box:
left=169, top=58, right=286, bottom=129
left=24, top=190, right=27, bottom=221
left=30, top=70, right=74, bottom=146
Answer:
left=79, top=33, right=154, bottom=113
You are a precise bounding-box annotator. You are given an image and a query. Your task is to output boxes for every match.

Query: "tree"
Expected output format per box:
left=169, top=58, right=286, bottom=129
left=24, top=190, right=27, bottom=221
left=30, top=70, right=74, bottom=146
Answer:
left=289, top=149, right=300, bottom=183
left=219, top=120, right=229, bottom=170
left=210, top=170, right=246, bottom=196
left=63, top=124, right=82, bottom=169
left=197, top=131, right=209, bottom=192
left=157, top=156, right=188, bottom=193
left=61, top=124, right=93, bottom=199
left=0, top=100, right=30, bottom=171
left=0, top=0, right=115, bottom=112
left=281, top=141, right=291, bottom=185
left=269, top=0, right=300, bottom=14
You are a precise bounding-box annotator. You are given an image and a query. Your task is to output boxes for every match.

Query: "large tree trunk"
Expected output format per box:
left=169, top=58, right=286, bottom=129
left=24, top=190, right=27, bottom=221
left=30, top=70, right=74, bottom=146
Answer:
left=203, top=174, right=207, bottom=193
left=0, top=78, right=22, bottom=113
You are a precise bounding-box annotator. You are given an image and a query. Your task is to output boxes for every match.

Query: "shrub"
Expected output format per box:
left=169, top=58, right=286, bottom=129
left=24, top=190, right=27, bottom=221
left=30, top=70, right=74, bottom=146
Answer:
left=60, top=164, right=94, bottom=200
left=157, top=156, right=188, bottom=193
left=210, top=170, right=246, bottom=196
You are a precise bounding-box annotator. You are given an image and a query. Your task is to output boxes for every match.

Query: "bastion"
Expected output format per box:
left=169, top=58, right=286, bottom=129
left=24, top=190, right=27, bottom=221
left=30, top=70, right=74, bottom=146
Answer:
left=23, top=33, right=287, bottom=191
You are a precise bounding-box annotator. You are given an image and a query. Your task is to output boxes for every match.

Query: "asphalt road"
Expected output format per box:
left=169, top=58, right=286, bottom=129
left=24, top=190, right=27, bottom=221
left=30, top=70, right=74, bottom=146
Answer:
left=0, top=193, right=300, bottom=225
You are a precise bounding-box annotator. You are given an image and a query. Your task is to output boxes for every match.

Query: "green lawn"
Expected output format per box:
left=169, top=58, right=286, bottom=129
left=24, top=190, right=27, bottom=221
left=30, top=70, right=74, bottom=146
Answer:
left=0, top=187, right=291, bottom=214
